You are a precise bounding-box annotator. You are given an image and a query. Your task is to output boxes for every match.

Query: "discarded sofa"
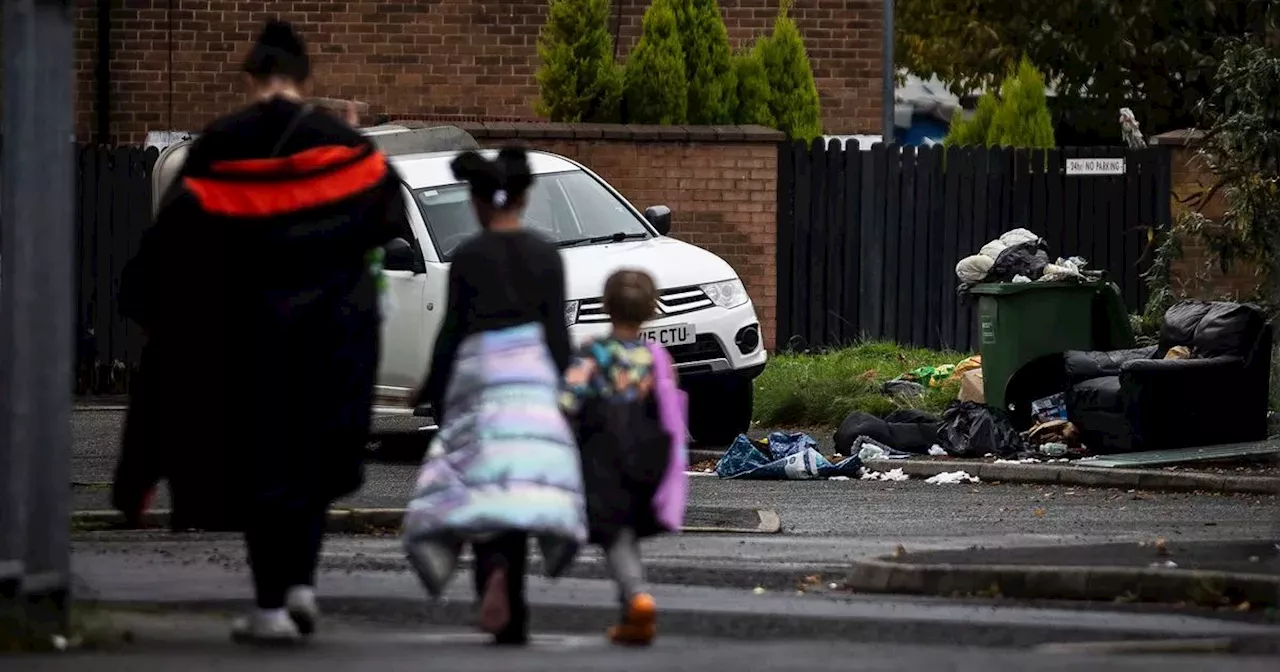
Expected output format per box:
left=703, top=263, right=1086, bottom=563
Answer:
left=1063, top=300, right=1272, bottom=454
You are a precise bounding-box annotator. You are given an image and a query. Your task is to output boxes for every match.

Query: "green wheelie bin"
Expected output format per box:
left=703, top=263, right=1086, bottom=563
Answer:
left=969, top=281, right=1134, bottom=426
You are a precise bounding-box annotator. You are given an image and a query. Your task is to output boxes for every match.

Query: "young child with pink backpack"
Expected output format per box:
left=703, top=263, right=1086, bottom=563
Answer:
left=561, top=269, right=689, bottom=646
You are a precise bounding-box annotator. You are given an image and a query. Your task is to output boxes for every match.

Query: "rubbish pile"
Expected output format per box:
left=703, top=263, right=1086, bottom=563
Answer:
left=715, top=432, right=861, bottom=480
left=1019, top=392, right=1090, bottom=458
left=955, top=228, right=1104, bottom=291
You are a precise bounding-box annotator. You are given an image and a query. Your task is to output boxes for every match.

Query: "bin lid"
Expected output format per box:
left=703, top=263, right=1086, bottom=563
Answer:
left=969, top=281, right=1109, bottom=296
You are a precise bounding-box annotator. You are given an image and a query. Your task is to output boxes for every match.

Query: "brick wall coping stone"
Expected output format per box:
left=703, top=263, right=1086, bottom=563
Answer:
left=308, top=98, right=370, bottom=115
left=1150, top=129, right=1206, bottom=147
left=444, top=122, right=786, bottom=143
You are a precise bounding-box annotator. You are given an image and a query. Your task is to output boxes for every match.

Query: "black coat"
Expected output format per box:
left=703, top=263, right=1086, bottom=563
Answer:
left=113, top=99, right=407, bottom=530
left=575, top=395, right=673, bottom=546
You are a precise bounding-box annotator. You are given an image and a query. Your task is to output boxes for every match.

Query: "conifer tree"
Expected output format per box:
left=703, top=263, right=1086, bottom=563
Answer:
left=754, top=1, right=822, bottom=140
left=678, top=0, right=738, bottom=124
left=535, top=0, right=624, bottom=123
left=624, top=0, right=689, bottom=124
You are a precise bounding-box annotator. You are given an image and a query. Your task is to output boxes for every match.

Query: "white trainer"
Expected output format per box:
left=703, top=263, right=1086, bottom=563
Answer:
left=286, top=586, right=320, bottom=636
left=231, top=609, right=302, bottom=645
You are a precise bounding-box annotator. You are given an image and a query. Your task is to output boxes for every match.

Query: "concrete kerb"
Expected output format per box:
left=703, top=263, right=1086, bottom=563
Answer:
left=846, top=556, right=1280, bottom=608
left=70, top=507, right=783, bottom=535
left=86, top=593, right=1280, bottom=653
left=861, top=458, right=1280, bottom=495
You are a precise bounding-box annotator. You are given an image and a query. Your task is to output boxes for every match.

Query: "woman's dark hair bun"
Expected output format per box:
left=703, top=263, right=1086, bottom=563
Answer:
left=244, top=19, right=311, bottom=83
left=450, top=146, right=535, bottom=212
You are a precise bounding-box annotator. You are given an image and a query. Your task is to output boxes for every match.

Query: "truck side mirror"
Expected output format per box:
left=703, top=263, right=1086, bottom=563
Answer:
left=645, top=205, right=672, bottom=236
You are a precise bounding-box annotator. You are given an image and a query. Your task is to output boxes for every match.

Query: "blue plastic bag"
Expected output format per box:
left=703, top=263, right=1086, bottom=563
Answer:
left=715, top=432, right=862, bottom=480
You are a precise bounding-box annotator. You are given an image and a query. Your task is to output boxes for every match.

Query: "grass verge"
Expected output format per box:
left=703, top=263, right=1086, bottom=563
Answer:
left=753, top=342, right=970, bottom=427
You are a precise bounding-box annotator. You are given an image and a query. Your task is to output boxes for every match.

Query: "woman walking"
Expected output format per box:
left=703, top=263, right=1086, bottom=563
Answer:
left=403, top=147, right=584, bottom=646
left=113, top=19, right=407, bottom=643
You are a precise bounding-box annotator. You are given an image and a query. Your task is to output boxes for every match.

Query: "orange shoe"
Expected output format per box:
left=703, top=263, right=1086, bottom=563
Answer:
left=607, top=593, right=656, bottom=646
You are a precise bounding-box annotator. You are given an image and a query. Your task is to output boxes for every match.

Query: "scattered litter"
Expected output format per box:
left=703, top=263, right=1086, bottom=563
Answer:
left=1154, top=538, right=1169, bottom=555
left=716, top=432, right=862, bottom=480
left=928, top=445, right=947, bottom=456
left=1021, top=419, right=1087, bottom=457
left=829, top=475, right=851, bottom=481
left=1030, top=393, right=1068, bottom=423
left=882, top=379, right=926, bottom=398
left=828, top=582, right=839, bottom=590
left=1150, top=560, right=1179, bottom=569
left=1034, top=507, right=1047, bottom=517
left=925, top=470, right=980, bottom=485
left=1039, top=442, right=1068, bottom=458
left=857, top=444, right=888, bottom=461
left=995, top=458, right=1040, bottom=464
left=836, top=413, right=940, bottom=457
left=951, top=355, right=982, bottom=379
left=937, top=401, right=1026, bottom=458
left=862, top=468, right=910, bottom=482
left=893, top=544, right=908, bottom=558
left=1250, top=556, right=1261, bottom=563
left=752, top=586, right=766, bottom=595
left=1012, top=274, right=1032, bottom=283
left=957, top=368, right=985, bottom=403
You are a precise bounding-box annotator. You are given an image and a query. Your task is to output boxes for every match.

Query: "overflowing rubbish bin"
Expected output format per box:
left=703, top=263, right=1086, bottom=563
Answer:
left=969, top=281, right=1134, bottom=422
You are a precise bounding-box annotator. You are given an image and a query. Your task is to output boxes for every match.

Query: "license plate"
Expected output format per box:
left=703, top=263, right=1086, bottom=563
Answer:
left=640, top=323, right=696, bottom=346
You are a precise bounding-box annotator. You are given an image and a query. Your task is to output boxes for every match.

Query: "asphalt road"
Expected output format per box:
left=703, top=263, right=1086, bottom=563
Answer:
left=72, top=409, right=1279, bottom=566
left=13, top=611, right=1280, bottom=672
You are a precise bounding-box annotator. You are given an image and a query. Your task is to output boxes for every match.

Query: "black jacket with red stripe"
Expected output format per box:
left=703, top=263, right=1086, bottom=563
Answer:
left=115, top=98, right=407, bottom=529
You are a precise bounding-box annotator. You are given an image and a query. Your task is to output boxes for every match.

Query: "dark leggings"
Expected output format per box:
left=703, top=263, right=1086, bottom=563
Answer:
left=244, top=495, right=328, bottom=609
left=473, top=531, right=529, bottom=644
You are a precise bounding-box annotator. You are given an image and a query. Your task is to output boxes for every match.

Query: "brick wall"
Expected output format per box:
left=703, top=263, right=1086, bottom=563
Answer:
left=457, top=122, right=782, bottom=349
left=64, top=0, right=882, bottom=145
left=1155, top=131, right=1268, bottom=302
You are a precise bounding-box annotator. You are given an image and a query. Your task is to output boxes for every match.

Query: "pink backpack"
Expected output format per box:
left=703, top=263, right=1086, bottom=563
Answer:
left=645, top=342, right=689, bottom=531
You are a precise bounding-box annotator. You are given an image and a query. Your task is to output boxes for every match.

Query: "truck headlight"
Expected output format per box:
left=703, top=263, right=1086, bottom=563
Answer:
left=700, top=279, right=749, bottom=309
left=564, top=300, right=580, bottom=326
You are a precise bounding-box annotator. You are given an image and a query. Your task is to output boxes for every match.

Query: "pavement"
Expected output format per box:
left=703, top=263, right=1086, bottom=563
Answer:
left=13, top=611, right=1280, bottom=671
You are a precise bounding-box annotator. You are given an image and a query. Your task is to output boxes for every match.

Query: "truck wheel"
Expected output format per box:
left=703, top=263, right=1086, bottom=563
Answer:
left=687, top=378, right=753, bottom=447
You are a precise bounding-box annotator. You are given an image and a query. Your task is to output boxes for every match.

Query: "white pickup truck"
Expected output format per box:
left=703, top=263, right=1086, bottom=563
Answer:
left=152, top=124, right=767, bottom=444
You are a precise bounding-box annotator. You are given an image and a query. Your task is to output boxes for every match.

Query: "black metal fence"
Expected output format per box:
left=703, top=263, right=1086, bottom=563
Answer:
left=775, top=142, right=1173, bottom=353
left=76, top=145, right=159, bottom=394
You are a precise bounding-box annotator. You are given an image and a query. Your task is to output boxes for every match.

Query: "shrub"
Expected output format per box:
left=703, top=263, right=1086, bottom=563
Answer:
left=624, top=0, right=689, bottom=124
left=677, top=0, right=738, bottom=125
left=944, top=58, right=1055, bottom=149
left=754, top=2, right=822, bottom=141
left=733, top=48, right=775, bottom=126
left=535, top=0, right=624, bottom=123
left=986, top=57, right=1056, bottom=148
left=944, top=91, right=997, bottom=147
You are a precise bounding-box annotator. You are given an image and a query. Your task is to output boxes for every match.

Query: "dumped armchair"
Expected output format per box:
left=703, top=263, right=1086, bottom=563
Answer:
left=1063, top=301, right=1272, bottom=454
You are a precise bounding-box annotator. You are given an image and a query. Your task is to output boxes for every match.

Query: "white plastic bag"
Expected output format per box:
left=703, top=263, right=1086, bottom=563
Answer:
left=999, top=228, right=1040, bottom=247
left=955, top=254, right=994, bottom=283
left=979, top=239, right=1008, bottom=259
